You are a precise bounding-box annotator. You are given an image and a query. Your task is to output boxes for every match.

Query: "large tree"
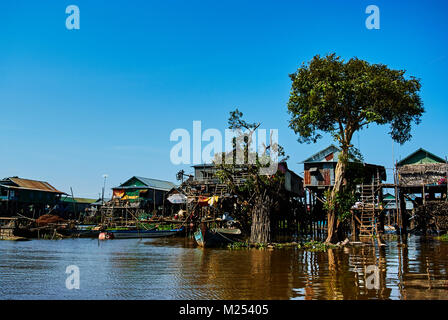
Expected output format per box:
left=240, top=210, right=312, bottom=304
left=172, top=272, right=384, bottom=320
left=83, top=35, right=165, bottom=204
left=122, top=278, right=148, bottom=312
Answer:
left=287, top=53, right=424, bottom=244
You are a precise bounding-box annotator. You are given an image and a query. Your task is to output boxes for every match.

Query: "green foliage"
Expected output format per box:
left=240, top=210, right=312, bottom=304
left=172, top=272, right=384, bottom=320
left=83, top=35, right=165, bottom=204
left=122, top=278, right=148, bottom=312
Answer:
left=297, top=240, right=338, bottom=252
left=348, top=147, right=364, bottom=162
left=136, top=222, right=156, bottom=230
left=227, top=241, right=250, bottom=249
left=287, top=54, right=423, bottom=239
left=214, top=109, right=290, bottom=236
left=435, top=233, right=448, bottom=241
left=156, top=224, right=180, bottom=230
left=227, top=241, right=269, bottom=250
left=287, top=53, right=424, bottom=146
left=106, top=227, right=130, bottom=231
left=323, top=189, right=355, bottom=221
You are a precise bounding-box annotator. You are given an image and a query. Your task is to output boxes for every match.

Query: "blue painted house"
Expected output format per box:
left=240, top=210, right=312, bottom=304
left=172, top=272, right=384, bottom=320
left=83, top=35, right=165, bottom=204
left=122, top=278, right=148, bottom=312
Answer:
left=303, top=145, right=386, bottom=190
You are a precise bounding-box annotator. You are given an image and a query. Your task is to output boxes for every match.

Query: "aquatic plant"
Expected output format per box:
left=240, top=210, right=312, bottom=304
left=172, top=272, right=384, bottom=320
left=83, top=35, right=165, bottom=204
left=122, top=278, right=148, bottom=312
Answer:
left=227, top=241, right=250, bottom=249
left=435, top=233, right=448, bottom=241
left=297, top=240, right=338, bottom=252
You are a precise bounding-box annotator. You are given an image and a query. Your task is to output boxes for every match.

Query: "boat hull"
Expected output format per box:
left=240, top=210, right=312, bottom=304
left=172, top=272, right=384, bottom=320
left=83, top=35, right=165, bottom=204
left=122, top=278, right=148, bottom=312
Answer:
left=100, top=228, right=183, bottom=239
left=194, top=227, right=242, bottom=248
left=59, top=229, right=101, bottom=238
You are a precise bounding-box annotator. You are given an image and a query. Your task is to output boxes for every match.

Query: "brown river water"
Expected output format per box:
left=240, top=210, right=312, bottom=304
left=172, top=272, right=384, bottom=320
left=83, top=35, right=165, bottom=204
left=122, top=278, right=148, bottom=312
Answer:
left=0, top=235, right=447, bottom=300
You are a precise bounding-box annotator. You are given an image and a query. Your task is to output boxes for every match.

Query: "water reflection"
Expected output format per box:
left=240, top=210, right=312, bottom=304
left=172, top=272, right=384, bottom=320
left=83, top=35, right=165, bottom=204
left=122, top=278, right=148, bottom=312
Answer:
left=0, top=236, right=447, bottom=299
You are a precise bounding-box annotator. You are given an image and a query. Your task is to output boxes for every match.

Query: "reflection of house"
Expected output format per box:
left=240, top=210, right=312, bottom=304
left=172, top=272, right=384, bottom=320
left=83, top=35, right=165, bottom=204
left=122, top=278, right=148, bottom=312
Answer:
left=397, top=148, right=447, bottom=201
left=112, top=176, right=177, bottom=207
left=303, top=145, right=386, bottom=191
left=0, top=177, right=65, bottom=217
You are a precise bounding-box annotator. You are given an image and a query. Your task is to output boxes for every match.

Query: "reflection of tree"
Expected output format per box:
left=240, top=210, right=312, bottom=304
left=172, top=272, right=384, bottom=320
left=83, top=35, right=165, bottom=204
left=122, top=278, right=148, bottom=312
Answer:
left=321, top=244, right=392, bottom=300
left=377, top=247, right=389, bottom=299
left=327, top=249, right=341, bottom=299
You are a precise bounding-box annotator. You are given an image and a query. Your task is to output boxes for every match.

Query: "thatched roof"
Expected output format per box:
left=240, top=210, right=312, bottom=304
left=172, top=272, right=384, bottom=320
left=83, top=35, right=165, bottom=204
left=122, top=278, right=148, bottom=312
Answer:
left=398, top=163, right=447, bottom=186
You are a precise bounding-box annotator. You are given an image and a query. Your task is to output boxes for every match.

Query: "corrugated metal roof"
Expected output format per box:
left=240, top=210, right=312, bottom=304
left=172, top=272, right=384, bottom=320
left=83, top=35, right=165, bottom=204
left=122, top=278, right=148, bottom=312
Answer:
left=397, top=148, right=445, bottom=166
left=302, top=145, right=341, bottom=163
left=118, top=176, right=177, bottom=191
left=1, top=177, right=64, bottom=194
left=60, top=197, right=97, bottom=204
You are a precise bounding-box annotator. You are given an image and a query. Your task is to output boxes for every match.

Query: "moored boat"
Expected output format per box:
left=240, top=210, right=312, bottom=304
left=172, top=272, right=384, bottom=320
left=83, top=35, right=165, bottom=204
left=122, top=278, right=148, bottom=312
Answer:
left=99, top=227, right=184, bottom=240
left=194, top=223, right=242, bottom=248
left=59, top=225, right=102, bottom=238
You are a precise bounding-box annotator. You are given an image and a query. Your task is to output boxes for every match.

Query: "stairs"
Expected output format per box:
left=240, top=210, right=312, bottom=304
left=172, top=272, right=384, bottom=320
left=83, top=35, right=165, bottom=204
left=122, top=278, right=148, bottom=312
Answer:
left=214, top=184, right=228, bottom=195
left=359, top=180, right=378, bottom=237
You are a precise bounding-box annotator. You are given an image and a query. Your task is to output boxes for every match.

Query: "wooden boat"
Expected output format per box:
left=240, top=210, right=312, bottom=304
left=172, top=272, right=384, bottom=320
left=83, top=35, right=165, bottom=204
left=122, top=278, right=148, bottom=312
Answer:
left=99, top=227, right=184, bottom=240
left=59, top=225, right=102, bottom=238
left=194, top=223, right=242, bottom=248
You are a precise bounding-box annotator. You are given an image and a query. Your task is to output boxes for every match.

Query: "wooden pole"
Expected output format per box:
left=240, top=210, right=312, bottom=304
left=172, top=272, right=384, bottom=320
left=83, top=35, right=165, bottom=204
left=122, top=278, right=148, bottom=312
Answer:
left=70, top=187, right=77, bottom=221
left=422, top=184, right=425, bottom=206
left=399, top=191, right=407, bottom=235
left=394, top=162, right=400, bottom=228
left=445, top=156, right=447, bottom=201
left=378, top=179, right=385, bottom=235
left=303, top=190, right=307, bottom=236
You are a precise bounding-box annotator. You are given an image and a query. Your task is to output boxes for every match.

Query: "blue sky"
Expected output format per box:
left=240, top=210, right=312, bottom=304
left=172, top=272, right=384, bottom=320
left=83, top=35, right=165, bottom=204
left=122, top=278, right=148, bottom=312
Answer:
left=0, top=0, right=447, bottom=198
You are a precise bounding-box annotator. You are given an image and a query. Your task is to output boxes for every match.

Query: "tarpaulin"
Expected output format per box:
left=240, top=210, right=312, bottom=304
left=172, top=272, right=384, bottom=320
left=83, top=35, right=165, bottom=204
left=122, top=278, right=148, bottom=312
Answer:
left=198, top=196, right=210, bottom=207
left=113, top=189, right=125, bottom=198
left=167, top=193, right=187, bottom=204
left=197, top=196, right=219, bottom=207
left=208, top=196, right=219, bottom=207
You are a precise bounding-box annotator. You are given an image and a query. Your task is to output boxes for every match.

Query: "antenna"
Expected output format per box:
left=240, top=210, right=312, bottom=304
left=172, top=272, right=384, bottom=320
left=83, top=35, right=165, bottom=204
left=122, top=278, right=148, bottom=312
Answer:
left=102, top=174, right=108, bottom=205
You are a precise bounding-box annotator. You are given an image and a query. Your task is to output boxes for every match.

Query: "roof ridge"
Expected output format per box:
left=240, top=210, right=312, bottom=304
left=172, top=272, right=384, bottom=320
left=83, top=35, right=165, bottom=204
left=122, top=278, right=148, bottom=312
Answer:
left=10, top=176, right=50, bottom=184
left=134, top=176, right=175, bottom=183
left=397, top=148, right=445, bottom=165
left=302, top=144, right=341, bottom=163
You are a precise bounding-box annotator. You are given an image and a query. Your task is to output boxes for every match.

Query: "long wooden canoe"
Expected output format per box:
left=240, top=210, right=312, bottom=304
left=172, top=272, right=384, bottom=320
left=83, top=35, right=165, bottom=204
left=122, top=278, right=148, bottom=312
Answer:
left=99, top=227, right=184, bottom=240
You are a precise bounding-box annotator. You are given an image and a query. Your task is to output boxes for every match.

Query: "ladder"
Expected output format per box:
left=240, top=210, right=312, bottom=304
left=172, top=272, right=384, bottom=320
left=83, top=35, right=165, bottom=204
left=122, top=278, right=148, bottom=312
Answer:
left=214, top=184, right=228, bottom=195
left=359, top=181, right=376, bottom=237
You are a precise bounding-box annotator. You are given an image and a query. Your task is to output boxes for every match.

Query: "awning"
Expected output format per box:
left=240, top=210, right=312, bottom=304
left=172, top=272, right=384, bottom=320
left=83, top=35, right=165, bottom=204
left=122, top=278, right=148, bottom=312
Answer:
left=167, top=193, right=187, bottom=204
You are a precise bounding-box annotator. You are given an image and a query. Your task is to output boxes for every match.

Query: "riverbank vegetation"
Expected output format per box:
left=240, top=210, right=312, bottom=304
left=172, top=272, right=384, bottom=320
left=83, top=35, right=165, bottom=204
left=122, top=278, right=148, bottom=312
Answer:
left=228, top=240, right=341, bottom=252
left=435, top=233, right=448, bottom=241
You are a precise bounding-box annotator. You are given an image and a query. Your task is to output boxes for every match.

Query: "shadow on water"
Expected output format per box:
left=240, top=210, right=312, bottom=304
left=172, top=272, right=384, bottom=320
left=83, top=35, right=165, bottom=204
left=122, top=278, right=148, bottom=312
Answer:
left=0, top=235, right=447, bottom=299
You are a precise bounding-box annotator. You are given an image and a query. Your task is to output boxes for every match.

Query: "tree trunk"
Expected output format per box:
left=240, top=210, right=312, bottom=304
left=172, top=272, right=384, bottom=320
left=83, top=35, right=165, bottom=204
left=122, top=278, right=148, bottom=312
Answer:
left=250, top=192, right=273, bottom=244
left=325, top=151, right=348, bottom=244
